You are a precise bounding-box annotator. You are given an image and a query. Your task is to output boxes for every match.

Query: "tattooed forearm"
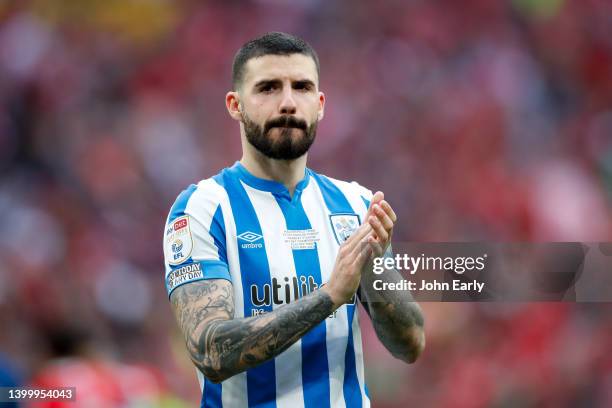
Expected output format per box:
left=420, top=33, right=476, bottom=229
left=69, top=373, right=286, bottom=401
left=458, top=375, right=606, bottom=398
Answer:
left=170, top=279, right=335, bottom=383
left=360, top=266, right=425, bottom=363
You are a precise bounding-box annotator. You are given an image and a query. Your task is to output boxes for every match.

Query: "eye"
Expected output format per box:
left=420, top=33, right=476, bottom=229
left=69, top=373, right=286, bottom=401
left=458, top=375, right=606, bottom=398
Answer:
left=294, top=82, right=313, bottom=91
left=259, top=83, right=277, bottom=93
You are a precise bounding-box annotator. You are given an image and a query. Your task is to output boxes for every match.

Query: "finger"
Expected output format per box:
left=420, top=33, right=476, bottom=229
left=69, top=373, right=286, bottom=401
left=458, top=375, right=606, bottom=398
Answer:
left=367, top=235, right=385, bottom=257
left=353, top=240, right=373, bottom=268
left=343, top=222, right=373, bottom=250
left=366, top=192, right=384, bottom=220
left=370, top=191, right=384, bottom=207
left=368, top=215, right=389, bottom=243
left=380, top=200, right=397, bottom=223
left=347, top=230, right=379, bottom=263
left=347, top=227, right=375, bottom=258
left=372, top=204, right=394, bottom=232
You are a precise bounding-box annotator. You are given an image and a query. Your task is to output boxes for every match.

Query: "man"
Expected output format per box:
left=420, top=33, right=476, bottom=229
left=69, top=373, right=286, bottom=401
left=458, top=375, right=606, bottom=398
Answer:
left=163, top=32, right=425, bottom=408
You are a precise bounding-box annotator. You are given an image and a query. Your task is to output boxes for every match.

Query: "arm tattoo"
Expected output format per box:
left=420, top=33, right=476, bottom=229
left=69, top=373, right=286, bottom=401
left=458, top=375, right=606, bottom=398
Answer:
left=171, top=279, right=335, bottom=382
left=360, top=266, right=425, bottom=362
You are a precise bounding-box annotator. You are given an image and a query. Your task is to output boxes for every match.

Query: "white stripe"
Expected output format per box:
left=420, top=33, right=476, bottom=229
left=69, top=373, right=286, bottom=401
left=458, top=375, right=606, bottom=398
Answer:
left=351, top=308, right=370, bottom=407
left=350, top=181, right=374, bottom=205
left=303, top=180, right=347, bottom=408
left=196, top=369, right=204, bottom=394
left=196, top=178, right=249, bottom=407
left=221, top=372, right=248, bottom=408
left=196, top=369, right=209, bottom=407
left=184, top=182, right=224, bottom=263
left=242, top=182, right=305, bottom=408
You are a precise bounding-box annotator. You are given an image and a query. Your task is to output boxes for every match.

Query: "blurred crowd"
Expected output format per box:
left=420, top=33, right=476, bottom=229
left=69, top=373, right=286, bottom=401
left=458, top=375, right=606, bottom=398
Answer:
left=0, top=0, right=611, bottom=407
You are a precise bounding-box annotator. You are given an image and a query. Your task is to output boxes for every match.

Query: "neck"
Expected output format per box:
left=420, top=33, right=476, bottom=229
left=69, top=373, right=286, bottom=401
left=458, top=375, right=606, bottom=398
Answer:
left=240, top=149, right=307, bottom=197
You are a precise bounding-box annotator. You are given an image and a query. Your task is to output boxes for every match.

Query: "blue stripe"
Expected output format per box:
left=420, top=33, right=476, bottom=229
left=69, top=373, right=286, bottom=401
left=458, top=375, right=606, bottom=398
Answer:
left=202, top=379, right=222, bottom=408
left=274, top=194, right=331, bottom=408
left=214, top=172, right=277, bottom=408
left=210, top=205, right=228, bottom=264
left=311, top=173, right=364, bottom=408
left=169, top=184, right=198, bottom=222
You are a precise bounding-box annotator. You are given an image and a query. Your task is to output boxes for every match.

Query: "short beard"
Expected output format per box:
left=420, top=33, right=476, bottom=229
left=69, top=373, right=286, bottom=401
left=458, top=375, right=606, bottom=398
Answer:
left=242, top=112, right=317, bottom=160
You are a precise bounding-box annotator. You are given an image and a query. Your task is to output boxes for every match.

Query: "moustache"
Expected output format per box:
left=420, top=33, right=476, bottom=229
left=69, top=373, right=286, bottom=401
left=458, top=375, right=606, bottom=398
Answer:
left=264, top=116, right=307, bottom=134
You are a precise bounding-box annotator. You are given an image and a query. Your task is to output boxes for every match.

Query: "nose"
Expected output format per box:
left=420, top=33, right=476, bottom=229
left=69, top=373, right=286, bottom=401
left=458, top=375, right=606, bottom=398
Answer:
left=279, top=87, right=297, bottom=115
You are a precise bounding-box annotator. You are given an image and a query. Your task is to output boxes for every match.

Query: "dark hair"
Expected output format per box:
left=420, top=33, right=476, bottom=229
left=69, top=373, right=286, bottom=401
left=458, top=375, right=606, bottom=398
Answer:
left=232, top=32, right=320, bottom=90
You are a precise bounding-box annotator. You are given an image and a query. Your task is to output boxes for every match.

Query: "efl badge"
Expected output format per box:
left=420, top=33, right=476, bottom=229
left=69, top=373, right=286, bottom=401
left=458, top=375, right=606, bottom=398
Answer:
left=329, top=213, right=361, bottom=244
left=165, top=215, right=193, bottom=265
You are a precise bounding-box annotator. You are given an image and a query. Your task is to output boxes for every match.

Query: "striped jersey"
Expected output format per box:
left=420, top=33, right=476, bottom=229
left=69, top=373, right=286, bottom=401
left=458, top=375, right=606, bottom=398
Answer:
left=163, top=161, right=372, bottom=408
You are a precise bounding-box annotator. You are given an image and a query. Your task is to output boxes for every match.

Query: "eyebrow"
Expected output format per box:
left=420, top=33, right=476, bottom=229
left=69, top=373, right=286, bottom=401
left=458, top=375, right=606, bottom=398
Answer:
left=253, top=79, right=281, bottom=89
left=253, top=79, right=316, bottom=89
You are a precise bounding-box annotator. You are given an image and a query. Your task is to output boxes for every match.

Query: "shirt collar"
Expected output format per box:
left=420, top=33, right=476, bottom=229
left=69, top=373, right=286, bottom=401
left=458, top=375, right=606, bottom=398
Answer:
left=229, top=161, right=311, bottom=198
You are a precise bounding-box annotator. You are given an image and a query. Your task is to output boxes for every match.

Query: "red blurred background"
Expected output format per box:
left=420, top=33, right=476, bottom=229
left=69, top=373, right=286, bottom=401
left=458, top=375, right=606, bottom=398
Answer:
left=0, top=1, right=611, bottom=407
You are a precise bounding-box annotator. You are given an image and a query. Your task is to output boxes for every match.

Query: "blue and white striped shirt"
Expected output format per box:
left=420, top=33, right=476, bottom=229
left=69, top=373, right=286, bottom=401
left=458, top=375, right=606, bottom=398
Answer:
left=163, top=162, right=372, bottom=408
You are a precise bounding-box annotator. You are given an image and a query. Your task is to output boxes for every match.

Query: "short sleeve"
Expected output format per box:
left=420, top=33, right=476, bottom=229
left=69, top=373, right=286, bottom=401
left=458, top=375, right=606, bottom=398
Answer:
left=350, top=181, right=374, bottom=213
left=163, top=184, right=231, bottom=298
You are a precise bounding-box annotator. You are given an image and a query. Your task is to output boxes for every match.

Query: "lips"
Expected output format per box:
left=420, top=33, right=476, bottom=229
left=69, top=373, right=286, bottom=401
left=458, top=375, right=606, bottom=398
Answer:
left=265, top=116, right=307, bottom=133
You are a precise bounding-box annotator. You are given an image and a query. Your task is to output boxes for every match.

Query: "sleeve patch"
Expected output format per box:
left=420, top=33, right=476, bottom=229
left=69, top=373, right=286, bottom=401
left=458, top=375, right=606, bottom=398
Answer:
left=167, top=262, right=204, bottom=294
left=166, top=260, right=231, bottom=298
left=165, top=215, right=193, bottom=265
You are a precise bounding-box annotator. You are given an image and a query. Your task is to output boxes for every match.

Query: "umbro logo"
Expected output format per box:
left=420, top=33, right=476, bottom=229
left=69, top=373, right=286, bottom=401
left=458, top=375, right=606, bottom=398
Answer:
left=238, top=231, right=264, bottom=249
left=238, top=231, right=263, bottom=243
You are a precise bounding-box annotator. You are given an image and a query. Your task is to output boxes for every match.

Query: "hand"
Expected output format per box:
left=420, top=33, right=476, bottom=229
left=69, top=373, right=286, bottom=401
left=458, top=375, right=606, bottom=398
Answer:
left=324, top=221, right=373, bottom=308
left=366, top=191, right=397, bottom=257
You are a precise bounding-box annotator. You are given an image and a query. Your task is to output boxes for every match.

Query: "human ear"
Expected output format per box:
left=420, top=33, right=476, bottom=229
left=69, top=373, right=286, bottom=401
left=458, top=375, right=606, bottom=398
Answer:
left=226, top=91, right=242, bottom=121
left=317, top=91, right=325, bottom=120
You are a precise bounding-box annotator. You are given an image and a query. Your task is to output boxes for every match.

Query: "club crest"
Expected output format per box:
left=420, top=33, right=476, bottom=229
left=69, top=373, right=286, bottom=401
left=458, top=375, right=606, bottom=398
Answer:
left=329, top=213, right=361, bottom=244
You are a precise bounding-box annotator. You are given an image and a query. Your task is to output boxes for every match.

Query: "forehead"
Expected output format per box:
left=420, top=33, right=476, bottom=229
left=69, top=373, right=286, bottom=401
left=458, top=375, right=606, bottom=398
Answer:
left=242, top=54, right=318, bottom=88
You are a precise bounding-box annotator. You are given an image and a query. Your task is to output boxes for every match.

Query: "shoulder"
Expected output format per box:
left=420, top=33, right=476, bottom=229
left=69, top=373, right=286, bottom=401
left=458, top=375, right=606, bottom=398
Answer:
left=310, top=170, right=373, bottom=201
left=308, top=170, right=373, bottom=214
left=167, top=178, right=229, bottom=222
